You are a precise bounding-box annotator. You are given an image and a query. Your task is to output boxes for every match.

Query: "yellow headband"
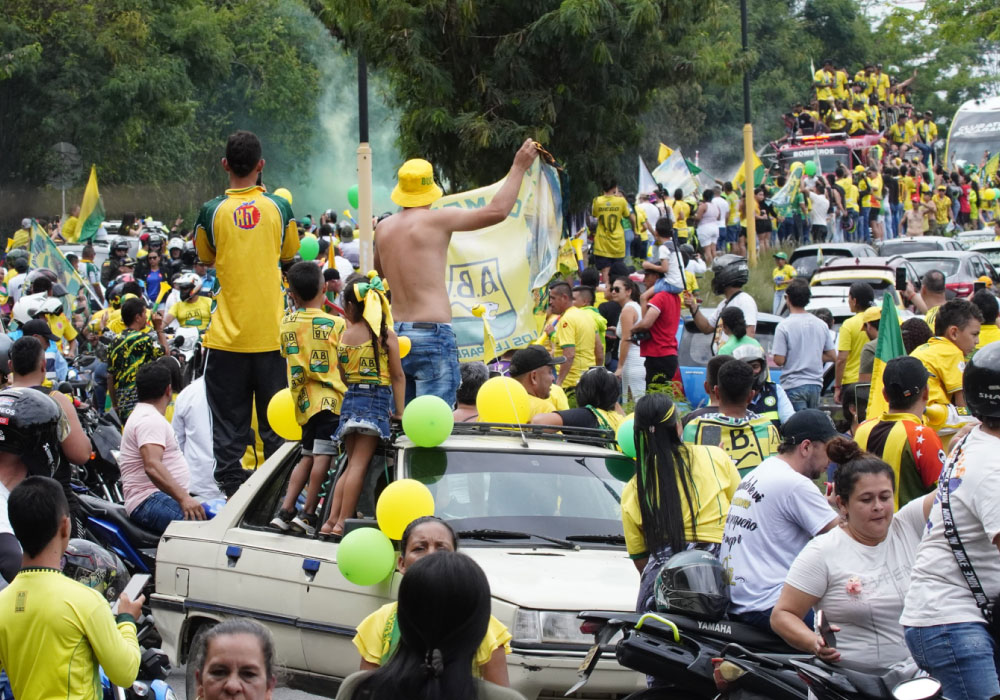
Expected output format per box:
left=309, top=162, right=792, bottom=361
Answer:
left=353, top=271, right=393, bottom=335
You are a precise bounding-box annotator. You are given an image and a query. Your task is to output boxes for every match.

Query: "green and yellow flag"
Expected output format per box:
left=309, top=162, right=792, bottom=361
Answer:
left=866, top=294, right=905, bottom=420
left=731, top=151, right=765, bottom=189
left=76, top=164, right=105, bottom=243
left=657, top=143, right=673, bottom=164
left=982, top=152, right=999, bottom=184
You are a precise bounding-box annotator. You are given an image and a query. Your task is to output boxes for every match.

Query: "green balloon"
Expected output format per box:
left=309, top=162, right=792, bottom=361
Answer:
left=337, top=527, right=396, bottom=585
left=348, top=184, right=359, bottom=209
left=804, top=161, right=817, bottom=176
left=402, top=395, right=454, bottom=447
left=299, top=236, right=319, bottom=261
left=605, top=457, right=636, bottom=482
left=616, top=418, right=636, bottom=458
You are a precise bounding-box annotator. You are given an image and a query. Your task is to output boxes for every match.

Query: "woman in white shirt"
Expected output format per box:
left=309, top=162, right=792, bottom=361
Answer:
left=694, top=190, right=721, bottom=264
left=807, top=181, right=831, bottom=244
left=610, top=277, right=645, bottom=403
left=770, top=437, right=934, bottom=673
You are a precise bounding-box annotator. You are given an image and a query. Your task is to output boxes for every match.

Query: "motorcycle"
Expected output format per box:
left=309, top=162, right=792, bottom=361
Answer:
left=70, top=400, right=124, bottom=504
left=164, top=326, right=203, bottom=386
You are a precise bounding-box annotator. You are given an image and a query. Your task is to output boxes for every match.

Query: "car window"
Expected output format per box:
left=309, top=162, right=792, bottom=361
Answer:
left=880, top=241, right=944, bottom=255
left=978, top=249, right=1000, bottom=268
left=909, top=259, right=961, bottom=277
left=679, top=322, right=776, bottom=366
left=406, top=448, right=626, bottom=540
left=970, top=257, right=985, bottom=278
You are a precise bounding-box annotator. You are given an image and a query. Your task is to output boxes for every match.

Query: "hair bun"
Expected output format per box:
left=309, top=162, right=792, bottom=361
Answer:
left=826, top=435, right=863, bottom=464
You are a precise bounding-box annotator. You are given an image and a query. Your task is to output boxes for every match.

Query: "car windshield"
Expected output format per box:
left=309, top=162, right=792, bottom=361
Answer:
left=908, top=259, right=962, bottom=277
left=813, top=276, right=900, bottom=302
left=880, top=240, right=945, bottom=255
left=789, top=249, right=856, bottom=277
left=405, top=448, right=627, bottom=543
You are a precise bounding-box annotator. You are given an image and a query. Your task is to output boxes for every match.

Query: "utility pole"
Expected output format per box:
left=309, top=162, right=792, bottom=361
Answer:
left=740, top=0, right=757, bottom=266
left=357, top=53, right=374, bottom=273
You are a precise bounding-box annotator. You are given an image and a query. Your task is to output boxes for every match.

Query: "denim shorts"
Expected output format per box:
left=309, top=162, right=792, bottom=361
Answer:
left=301, top=410, right=340, bottom=456
left=395, top=322, right=461, bottom=405
left=336, top=383, right=392, bottom=440
left=652, top=278, right=684, bottom=295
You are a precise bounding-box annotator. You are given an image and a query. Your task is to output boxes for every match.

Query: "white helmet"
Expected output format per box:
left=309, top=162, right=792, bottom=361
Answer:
left=167, top=237, right=184, bottom=253
left=172, top=272, right=202, bottom=301
left=12, top=292, right=61, bottom=325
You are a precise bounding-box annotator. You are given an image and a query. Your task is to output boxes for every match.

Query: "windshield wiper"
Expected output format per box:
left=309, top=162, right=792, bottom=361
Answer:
left=457, top=529, right=579, bottom=551
left=565, top=534, right=626, bottom=545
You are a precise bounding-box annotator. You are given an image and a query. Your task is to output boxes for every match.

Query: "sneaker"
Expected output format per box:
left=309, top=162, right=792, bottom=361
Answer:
left=291, top=511, right=319, bottom=535
left=269, top=508, right=296, bottom=531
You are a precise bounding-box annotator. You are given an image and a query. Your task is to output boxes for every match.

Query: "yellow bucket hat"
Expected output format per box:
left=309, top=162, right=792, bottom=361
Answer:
left=391, top=159, right=443, bottom=208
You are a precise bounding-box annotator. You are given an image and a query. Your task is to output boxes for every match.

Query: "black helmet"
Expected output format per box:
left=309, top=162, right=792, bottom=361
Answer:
left=62, top=540, right=130, bottom=604
left=0, top=387, right=65, bottom=477
left=964, top=342, right=1000, bottom=418
left=181, top=240, right=198, bottom=267
left=148, top=233, right=166, bottom=249
left=654, top=550, right=729, bottom=621
left=711, top=254, right=750, bottom=295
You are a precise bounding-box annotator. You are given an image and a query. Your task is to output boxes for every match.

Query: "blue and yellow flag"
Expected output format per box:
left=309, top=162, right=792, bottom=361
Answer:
left=29, top=221, right=104, bottom=311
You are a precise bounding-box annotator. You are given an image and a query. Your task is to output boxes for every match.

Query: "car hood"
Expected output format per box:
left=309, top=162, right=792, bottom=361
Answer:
left=462, top=546, right=639, bottom=611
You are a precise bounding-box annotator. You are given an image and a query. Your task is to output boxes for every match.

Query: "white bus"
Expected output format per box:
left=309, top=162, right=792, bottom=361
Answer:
left=945, top=95, right=1000, bottom=169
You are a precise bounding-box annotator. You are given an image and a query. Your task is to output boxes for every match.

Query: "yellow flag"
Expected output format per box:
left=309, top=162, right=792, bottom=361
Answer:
left=472, top=304, right=498, bottom=365
left=75, top=164, right=105, bottom=243
left=731, top=151, right=764, bottom=189
left=657, top=143, right=673, bottom=164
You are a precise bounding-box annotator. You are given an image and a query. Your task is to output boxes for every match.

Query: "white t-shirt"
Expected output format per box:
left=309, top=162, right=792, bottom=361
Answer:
left=656, top=244, right=684, bottom=289
left=706, top=292, right=759, bottom=354
left=120, top=402, right=191, bottom=515
left=901, top=427, right=1000, bottom=628
left=720, top=456, right=838, bottom=613
left=715, top=196, right=731, bottom=230
left=171, top=378, right=224, bottom=500
left=807, top=192, right=830, bottom=227
left=333, top=255, right=354, bottom=282
left=340, top=239, right=361, bottom=268
left=638, top=201, right=660, bottom=230
left=786, top=498, right=926, bottom=668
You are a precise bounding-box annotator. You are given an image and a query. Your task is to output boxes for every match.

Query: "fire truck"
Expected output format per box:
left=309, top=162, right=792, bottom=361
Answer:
left=767, top=132, right=884, bottom=175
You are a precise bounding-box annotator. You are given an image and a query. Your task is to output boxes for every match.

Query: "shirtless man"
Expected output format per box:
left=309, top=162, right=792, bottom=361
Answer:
left=375, top=138, right=539, bottom=404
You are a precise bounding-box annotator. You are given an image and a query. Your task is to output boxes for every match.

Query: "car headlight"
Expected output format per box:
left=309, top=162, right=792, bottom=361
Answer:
left=512, top=609, right=596, bottom=646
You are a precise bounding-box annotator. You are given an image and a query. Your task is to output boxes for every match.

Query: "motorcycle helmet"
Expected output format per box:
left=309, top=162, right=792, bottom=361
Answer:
left=0, top=387, right=66, bottom=477
left=710, top=254, right=750, bottom=296
left=180, top=240, right=199, bottom=267
left=11, top=292, right=62, bottom=324
left=173, top=272, right=201, bottom=301
left=167, top=237, right=184, bottom=255
left=26, top=267, right=68, bottom=296
left=732, top=342, right=769, bottom=390
left=62, top=539, right=130, bottom=604
left=111, top=237, right=131, bottom=255
left=6, top=248, right=29, bottom=267
left=654, top=550, right=729, bottom=621
left=147, top=233, right=166, bottom=251
left=963, top=342, right=1000, bottom=419
left=324, top=208, right=337, bottom=223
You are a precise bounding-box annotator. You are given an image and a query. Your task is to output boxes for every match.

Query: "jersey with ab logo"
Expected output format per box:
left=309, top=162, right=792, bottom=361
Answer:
left=683, top=412, right=781, bottom=477
left=310, top=349, right=330, bottom=373
left=279, top=308, right=347, bottom=422
left=312, top=317, right=335, bottom=340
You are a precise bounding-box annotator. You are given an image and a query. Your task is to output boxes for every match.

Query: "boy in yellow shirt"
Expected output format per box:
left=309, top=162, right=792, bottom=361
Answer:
left=271, top=262, right=347, bottom=534
left=771, top=252, right=796, bottom=314
left=910, top=299, right=983, bottom=407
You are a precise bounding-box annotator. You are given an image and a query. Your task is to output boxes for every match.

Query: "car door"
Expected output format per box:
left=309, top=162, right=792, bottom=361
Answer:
left=979, top=255, right=1000, bottom=285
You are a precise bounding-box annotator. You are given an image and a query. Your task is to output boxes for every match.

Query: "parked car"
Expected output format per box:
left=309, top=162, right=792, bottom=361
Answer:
left=970, top=241, right=1000, bottom=270
left=906, top=250, right=1000, bottom=297
left=876, top=235, right=963, bottom=256
left=151, top=427, right=644, bottom=700
left=810, top=256, right=920, bottom=311
left=788, top=243, right=877, bottom=279
left=956, top=228, right=995, bottom=248
left=59, top=235, right=140, bottom=269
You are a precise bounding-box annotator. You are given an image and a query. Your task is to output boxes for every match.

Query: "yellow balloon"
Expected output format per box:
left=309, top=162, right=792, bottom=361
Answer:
left=273, top=187, right=293, bottom=204
left=376, top=479, right=435, bottom=539
left=476, top=376, right=531, bottom=424
left=924, top=403, right=948, bottom=427
left=398, top=335, right=411, bottom=358
left=266, top=388, right=302, bottom=441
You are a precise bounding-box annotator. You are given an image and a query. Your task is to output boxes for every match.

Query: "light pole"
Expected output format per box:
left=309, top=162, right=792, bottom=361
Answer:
left=357, top=52, right=374, bottom=273
left=740, top=0, right=757, bottom=266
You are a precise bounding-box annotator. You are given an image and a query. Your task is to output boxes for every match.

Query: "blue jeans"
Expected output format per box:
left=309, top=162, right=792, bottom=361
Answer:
left=653, top=278, right=684, bottom=295
left=0, top=670, right=11, bottom=700
left=777, top=218, right=795, bottom=244
left=394, top=322, right=461, bottom=406
left=93, top=360, right=108, bottom=414
left=915, top=142, right=933, bottom=165
left=905, top=623, right=1000, bottom=700
left=784, top=384, right=821, bottom=411
left=891, top=203, right=903, bottom=239
left=130, top=492, right=183, bottom=536
left=858, top=206, right=871, bottom=243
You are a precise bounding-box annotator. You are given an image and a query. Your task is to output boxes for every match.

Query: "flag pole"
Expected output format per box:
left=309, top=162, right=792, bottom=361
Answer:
left=357, top=52, right=374, bottom=273
left=740, top=0, right=757, bottom=267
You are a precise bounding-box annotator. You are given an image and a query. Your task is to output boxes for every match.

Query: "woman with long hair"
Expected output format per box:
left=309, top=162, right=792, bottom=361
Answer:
left=338, top=552, right=526, bottom=700
left=624, top=393, right=741, bottom=612
left=609, top=276, right=645, bottom=402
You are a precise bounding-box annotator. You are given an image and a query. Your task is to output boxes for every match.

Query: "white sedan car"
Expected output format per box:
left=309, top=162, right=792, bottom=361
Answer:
left=151, top=424, right=644, bottom=699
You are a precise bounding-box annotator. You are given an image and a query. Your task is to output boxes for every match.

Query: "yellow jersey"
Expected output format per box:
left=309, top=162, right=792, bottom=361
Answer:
left=6, top=228, right=29, bottom=251
left=873, top=72, right=890, bottom=102
left=854, top=70, right=871, bottom=95
left=932, top=195, right=951, bottom=224
left=900, top=176, right=915, bottom=211
left=911, top=337, right=967, bottom=406
left=194, top=185, right=300, bottom=353
left=168, top=296, right=213, bottom=331
left=915, top=120, right=938, bottom=144
left=280, top=307, right=347, bottom=422
left=0, top=569, right=141, bottom=700
left=339, top=339, right=390, bottom=386
left=555, top=305, right=598, bottom=389
left=354, top=602, right=510, bottom=670
left=838, top=311, right=869, bottom=385
left=772, top=264, right=796, bottom=291
left=591, top=195, right=630, bottom=259
left=976, top=324, right=1000, bottom=350
left=48, top=312, right=78, bottom=351
left=813, top=69, right=835, bottom=101
left=672, top=199, right=692, bottom=238
left=834, top=70, right=849, bottom=100
left=621, top=444, right=740, bottom=558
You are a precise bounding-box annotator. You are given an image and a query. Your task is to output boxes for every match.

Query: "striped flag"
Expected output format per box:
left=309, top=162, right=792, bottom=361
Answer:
left=866, top=293, right=905, bottom=419
left=76, top=164, right=105, bottom=243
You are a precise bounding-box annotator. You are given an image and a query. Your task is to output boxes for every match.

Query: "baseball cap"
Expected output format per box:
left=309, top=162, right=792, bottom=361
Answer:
left=882, top=356, right=929, bottom=404
left=391, top=159, right=444, bottom=208
left=862, top=306, right=882, bottom=324
left=21, top=319, right=58, bottom=342
left=509, top=346, right=565, bottom=376
left=773, top=252, right=788, bottom=261
left=780, top=409, right=839, bottom=445
left=853, top=165, right=866, bottom=174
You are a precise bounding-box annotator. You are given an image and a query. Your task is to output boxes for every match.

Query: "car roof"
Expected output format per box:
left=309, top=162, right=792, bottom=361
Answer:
left=971, top=242, right=1000, bottom=251
left=905, top=250, right=979, bottom=259
left=394, top=431, right=622, bottom=457
left=815, top=255, right=907, bottom=271
left=881, top=236, right=954, bottom=244
left=791, top=243, right=873, bottom=254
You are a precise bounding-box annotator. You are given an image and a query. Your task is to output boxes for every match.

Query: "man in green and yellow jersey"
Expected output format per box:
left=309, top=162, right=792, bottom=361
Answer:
left=194, top=130, right=300, bottom=497
left=813, top=59, right=835, bottom=114
left=548, top=281, right=600, bottom=400
left=834, top=282, right=875, bottom=403
left=671, top=187, right=692, bottom=244
left=930, top=185, right=952, bottom=236
left=591, top=179, right=634, bottom=285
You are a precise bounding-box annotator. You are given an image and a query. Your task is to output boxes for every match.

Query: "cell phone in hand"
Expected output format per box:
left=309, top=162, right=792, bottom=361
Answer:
left=975, top=281, right=986, bottom=293
left=895, top=267, right=908, bottom=291
left=816, top=609, right=837, bottom=649
left=111, top=573, right=150, bottom=614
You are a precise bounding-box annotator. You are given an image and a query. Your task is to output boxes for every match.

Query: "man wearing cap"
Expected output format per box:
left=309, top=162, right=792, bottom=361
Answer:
left=375, top=139, right=539, bottom=406
left=854, top=356, right=944, bottom=507
left=930, top=184, right=953, bottom=236
left=857, top=305, right=881, bottom=383
left=510, top=346, right=565, bottom=418
left=719, top=409, right=840, bottom=630
left=19, top=319, right=69, bottom=384
left=770, top=252, right=796, bottom=314
left=193, top=130, right=300, bottom=497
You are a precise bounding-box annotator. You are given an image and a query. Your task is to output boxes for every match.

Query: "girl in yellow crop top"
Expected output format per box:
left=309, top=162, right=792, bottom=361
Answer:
left=320, top=273, right=405, bottom=538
